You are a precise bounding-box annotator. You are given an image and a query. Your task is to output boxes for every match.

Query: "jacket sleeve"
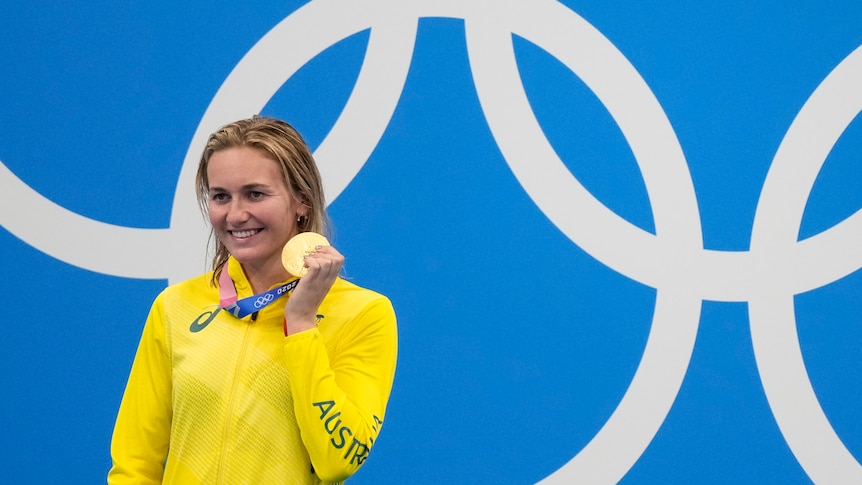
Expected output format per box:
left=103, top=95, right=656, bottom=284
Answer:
left=283, top=296, right=398, bottom=483
left=107, top=295, right=172, bottom=485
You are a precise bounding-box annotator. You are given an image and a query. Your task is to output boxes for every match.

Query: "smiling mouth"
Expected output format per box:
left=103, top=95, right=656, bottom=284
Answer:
left=230, top=229, right=260, bottom=239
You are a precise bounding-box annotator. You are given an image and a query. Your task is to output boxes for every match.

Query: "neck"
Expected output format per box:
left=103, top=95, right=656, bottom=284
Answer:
left=242, top=261, right=290, bottom=294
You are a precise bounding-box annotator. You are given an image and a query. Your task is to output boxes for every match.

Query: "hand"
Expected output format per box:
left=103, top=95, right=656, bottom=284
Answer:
left=283, top=245, right=344, bottom=335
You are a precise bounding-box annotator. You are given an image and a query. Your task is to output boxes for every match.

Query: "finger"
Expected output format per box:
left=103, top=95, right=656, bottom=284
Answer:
left=304, top=249, right=343, bottom=270
left=303, top=260, right=337, bottom=284
left=302, top=254, right=338, bottom=281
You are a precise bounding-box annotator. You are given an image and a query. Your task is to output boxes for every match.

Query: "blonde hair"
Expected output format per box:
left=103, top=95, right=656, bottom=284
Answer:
left=195, top=116, right=331, bottom=281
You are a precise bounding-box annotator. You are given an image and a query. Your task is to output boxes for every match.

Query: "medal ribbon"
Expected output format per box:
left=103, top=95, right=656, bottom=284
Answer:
left=218, top=263, right=299, bottom=318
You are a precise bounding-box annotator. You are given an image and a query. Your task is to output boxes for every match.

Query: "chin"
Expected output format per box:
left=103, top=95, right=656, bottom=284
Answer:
left=226, top=247, right=260, bottom=263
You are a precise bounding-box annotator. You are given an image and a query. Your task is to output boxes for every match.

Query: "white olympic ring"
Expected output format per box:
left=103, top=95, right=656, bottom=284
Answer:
left=748, top=42, right=862, bottom=483
left=255, top=293, right=276, bottom=308
left=0, top=0, right=860, bottom=482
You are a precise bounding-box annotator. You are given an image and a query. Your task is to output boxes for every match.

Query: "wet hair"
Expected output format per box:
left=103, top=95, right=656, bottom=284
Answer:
left=195, top=115, right=331, bottom=281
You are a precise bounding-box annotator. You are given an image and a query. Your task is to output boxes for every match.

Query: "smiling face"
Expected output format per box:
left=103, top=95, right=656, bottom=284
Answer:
left=206, top=146, right=306, bottom=284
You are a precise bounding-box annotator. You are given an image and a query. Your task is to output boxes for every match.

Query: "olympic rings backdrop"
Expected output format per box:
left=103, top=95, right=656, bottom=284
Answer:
left=2, top=1, right=861, bottom=483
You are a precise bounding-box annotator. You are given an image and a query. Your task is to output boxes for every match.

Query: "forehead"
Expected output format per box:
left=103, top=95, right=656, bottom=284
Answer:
left=207, top=146, right=287, bottom=188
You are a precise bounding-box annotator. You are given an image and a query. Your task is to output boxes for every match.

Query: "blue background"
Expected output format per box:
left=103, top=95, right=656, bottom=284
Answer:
left=1, top=1, right=861, bottom=483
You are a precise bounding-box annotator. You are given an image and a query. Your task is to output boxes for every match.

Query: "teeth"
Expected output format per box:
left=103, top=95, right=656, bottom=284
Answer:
left=232, top=229, right=258, bottom=239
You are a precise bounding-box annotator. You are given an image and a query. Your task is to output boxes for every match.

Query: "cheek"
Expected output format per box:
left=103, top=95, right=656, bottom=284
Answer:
left=207, top=204, right=223, bottom=226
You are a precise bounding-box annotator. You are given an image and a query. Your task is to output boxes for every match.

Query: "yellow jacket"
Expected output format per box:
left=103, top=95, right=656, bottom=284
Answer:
left=109, top=258, right=398, bottom=484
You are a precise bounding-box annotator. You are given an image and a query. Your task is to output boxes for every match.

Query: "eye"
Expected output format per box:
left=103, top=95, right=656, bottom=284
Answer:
left=210, top=192, right=229, bottom=203
left=249, top=191, right=266, bottom=200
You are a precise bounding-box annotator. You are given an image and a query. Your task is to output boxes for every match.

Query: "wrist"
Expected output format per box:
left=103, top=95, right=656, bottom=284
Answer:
left=283, top=315, right=317, bottom=336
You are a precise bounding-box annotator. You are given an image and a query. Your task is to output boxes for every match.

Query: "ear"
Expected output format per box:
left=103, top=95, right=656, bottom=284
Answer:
left=295, top=202, right=309, bottom=224
left=298, top=198, right=311, bottom=217
left=292, top=194, right=309, bottom=218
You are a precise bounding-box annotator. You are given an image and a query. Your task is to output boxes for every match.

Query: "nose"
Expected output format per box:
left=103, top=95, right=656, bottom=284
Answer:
left=225, top=198, right=250, bottom=224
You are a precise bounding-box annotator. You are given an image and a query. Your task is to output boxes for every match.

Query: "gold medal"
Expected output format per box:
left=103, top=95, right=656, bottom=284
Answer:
left=281, top=232, right=330, bottom=277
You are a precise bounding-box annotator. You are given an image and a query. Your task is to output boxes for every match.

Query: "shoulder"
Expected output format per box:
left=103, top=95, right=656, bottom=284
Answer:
left=152, top=272, right=216, bottom=308
left=320, top=278, right=396, bottom=331
left=319, top=278, right=397, bottom=348
left=327, top=278, right=393, bottom=311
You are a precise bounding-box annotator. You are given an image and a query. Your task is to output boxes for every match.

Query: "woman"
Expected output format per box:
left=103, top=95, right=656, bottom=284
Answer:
left=108, top=116, right=398, bottom=484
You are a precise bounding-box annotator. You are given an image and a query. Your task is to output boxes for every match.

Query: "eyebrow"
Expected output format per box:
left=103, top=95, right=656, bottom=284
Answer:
left=209, top=183, right=272, bottom=192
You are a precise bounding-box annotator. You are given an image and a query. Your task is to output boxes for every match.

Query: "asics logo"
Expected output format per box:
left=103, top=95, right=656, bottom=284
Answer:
left=190, top=308, right=221, bottom=333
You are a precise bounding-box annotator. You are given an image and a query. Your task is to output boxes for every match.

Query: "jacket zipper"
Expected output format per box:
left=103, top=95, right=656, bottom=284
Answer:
left=215, top=321, right=253, bottom=483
